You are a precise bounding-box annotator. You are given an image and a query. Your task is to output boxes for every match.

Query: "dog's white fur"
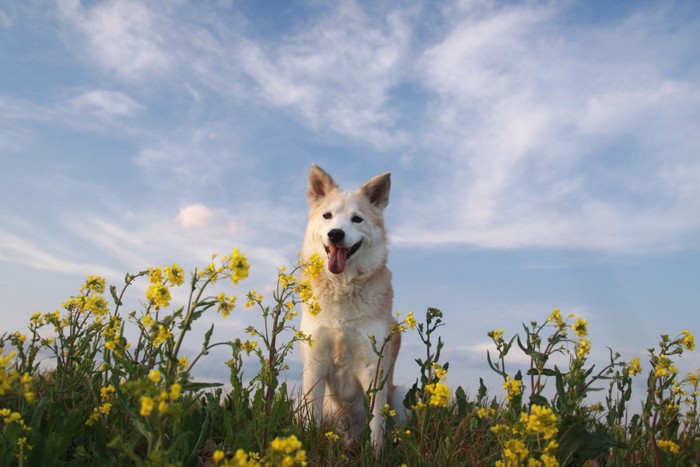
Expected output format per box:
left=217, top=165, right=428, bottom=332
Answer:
left=300, top=164, right=401, bottom=447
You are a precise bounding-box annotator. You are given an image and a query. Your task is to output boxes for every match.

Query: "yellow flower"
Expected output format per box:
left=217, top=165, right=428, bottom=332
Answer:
left=229, top=249, right=251, bottom=285
left=178, top=355, right=189, bottom=370
left=628, top=356, right=642, bottom=376
left=526, top=405, right=559, bottom=440
left=681, top=329, right=695, bottom=351
left=547, top=308, right=564, bottom=326
left=83, top=275, right=106, bottom=294
left=657, top=439, right=680, bottom=455
left=540, top=453, right=559, bottom=467
left=655, top=354, right=678, bottom=378
left=503, top=376, right=524, bottom=402
left=217, top=293, right=236, bottom=317
left=212, top=450, right=225, bottom=464
left=303, top=253, right=324, bottom=279
left=99, top=402, right=112, bottom=415
left=149, top=370, right=162, bottom=383
left=296, top=281, right=313, bottom=302
left=139, top=396, right=154, bottom=417
left=233, top=449, right=261, bottom=467
left=165, top=264, right=185, bottom=286
left=146, top=283, right=171, bottom=309
left=324, top=431, right=340, bottom=441
left=576, top=338, right=592, bottom=359
left=242, top=340, right=258, bottom=355
left=488, top=328, right=505, bottom=343
left=153, top=325, right=173, bottom=347
left=269, top=434, right=303, bottom=454
left=307, top=301, right=321, bottom=316
left=141, top=313, right=155, bottom=329
left=501, top=439, right=529, bottom=464
left=170, top=383, right=182, bottom=401
left=572, top=318, right=588, bottom=338
left=425, top=382, right=451, bottom=407
left=432, top=362, right=447, bottom=381
left=158, top=400, right=169, bottom=414
left=150, top=267, right=164, bottom=284
left=380, top=403, right=396, bottom=418
left=100, top=384, right=116, bottom=401
left=405, top=311, right=416, bottom=330
left=477, top=407, right=496, bottom=419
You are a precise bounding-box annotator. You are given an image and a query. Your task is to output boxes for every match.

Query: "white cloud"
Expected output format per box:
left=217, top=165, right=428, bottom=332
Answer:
left=68, top=89, right=144, bottom=117
left=57, top=0, right=171, bottom=79
left=0, top=231, right=118, bottom=277
left=177, top=204, right=216, bottom=229
left=393, top=2, right=700, bottom=252
left=236, top=1, right=414, bottom=147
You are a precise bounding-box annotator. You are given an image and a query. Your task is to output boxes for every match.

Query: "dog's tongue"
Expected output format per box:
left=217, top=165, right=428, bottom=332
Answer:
left=328, top=245, right=347, bottom=274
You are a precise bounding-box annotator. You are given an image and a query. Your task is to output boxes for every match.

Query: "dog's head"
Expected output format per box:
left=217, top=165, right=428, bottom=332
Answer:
left=304, top=164, right=391, bottom=276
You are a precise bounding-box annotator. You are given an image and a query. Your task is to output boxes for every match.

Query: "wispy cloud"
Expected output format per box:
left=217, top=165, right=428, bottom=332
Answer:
left=393, top=2, right=700, bottom=253
left=235, top=1, right=414, bottom=147
left=67, top=89, right=144, bottom=118
left=57, top=0, right=172, bottom=80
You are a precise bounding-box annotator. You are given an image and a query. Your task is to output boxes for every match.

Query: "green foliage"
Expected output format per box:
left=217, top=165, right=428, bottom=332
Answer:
left=1, top=254, right=698, bottom=466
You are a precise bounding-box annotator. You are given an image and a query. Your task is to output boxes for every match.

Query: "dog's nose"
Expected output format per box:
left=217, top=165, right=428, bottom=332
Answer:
left=327, top=229, right=345, bottom=244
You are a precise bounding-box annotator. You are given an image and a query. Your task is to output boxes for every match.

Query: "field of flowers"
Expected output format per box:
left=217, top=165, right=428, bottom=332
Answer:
left=1, top=250, right=698, bottom=466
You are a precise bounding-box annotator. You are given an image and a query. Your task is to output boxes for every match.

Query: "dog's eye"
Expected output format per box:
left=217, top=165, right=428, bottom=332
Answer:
left=323, top=212, right=333, bottom=220
left=351, top=215, right=363, bottom=223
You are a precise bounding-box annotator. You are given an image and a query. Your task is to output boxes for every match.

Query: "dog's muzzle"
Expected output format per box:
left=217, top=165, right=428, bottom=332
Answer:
left=324, top=229, right=361, bottom=274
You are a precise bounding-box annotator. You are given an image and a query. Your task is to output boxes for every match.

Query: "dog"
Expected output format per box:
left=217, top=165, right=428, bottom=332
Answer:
left=300, top=164, right=401, bottom=448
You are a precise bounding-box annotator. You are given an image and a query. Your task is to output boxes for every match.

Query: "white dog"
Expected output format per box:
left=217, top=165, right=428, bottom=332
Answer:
left=300, top=164, right=401, bottom=448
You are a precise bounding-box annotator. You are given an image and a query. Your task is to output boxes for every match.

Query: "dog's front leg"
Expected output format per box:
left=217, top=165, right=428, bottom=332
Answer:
left=302, top=351, right=327, bottom=427
left=360, top=363, right=387, bottom=449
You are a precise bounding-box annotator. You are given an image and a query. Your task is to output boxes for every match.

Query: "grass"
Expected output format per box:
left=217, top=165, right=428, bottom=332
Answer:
left=1, top=250, right=698, bottom=466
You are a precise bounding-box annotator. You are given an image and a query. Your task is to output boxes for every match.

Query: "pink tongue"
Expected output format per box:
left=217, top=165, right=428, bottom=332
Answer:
left=328, top=246, right=348, bottom=274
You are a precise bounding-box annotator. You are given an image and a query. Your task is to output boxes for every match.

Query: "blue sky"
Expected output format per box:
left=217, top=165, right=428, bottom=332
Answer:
left=2, top=0, right=699, bottom=400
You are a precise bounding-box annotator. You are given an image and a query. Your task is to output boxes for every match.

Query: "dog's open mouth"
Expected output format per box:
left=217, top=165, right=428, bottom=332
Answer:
left=324, top=241, right=362, bottom=275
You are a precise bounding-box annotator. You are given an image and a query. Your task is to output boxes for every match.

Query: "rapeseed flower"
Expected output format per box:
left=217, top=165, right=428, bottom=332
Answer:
left=380, top=403, right=396, bottom=418
left=228, top=249, right=251, bottom=285
left=165, top=264, right=185, bottom=286
left=217, top=293, right=236, bottom=317
left=303, top=253, right=324, bottom=279
left=140, top=396, right=154, bottom=416
left=83, top=275, right=106, bottom=294
left=405, top=311, right=416, bottom=330
left=425, top=382, right=451, bottom=407
left=212, top=450, right=225, bottom=464
left=525, top=405, right=558, bottom=440
left=496, top=439, right=529, bottom=466
left=503, top=376, right=524, bottom=402
left=681, top=329, right=695, bottom=351
left=146, top=283, right=171, bottom=309
left=572, top=318, right=588, bottom=338
left=655, top=354, right=678, bottom=378
left=153, top=325, right=173, bottom=347
left=149, top=370, right=162, bottom=383
left=432, top=362, right=447, bottom=381
left=576, top=338, right=591, bottom=359
left=488, top=328, right=505, bottom=344
left=657, top=439, right=680, bottom=455
left=169, top=383, right=182, bottom=401
left=628, top=356, right=642, bottom=376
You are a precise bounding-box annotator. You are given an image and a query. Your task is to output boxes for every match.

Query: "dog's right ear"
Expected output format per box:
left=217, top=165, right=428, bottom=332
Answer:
left=308, top=164, right=339, bottom=205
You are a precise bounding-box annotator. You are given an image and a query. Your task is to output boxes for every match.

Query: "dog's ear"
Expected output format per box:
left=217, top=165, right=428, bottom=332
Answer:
left=308, top=164, right=339, bottom=204
left=361, top=173, right=391, bottom=210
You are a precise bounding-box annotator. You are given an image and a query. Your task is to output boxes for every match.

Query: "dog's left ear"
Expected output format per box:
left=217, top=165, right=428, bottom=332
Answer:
left=361, top=173, right=391, bottom=210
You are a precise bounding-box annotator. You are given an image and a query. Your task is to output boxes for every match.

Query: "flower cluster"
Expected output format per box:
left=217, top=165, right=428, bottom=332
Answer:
left=491, top=405, right=560, bottom=466
left=214, top=435, right=306, bottom=467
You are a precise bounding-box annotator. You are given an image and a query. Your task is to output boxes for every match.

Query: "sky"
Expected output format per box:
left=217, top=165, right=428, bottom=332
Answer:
left=1, top=0, right=699, bottom=404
